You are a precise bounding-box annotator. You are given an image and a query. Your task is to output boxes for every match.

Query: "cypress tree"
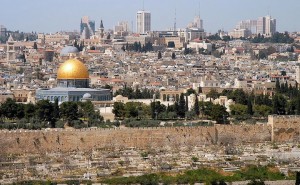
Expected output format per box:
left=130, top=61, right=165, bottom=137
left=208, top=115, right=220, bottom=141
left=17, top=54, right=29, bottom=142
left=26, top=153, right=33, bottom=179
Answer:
left=171, top=52, right=176, bottom=59
left=33, top=42, right=38, bottom=50
left=194, top=95, right=200, bottom=116
left=297, top=94, right=300, bottom=115
left=178, top=93, right=185, bottom=118
left=275, top=79, right=280, bottom=93
left=158, top=51, right=162, bottom=59
left=296, top=172, right=300, bottom=185
left=284, top=81, right=288, bottom=94
left=247, top=98, right=253, bottom=115
left=185, top=95, right=189, bottom=112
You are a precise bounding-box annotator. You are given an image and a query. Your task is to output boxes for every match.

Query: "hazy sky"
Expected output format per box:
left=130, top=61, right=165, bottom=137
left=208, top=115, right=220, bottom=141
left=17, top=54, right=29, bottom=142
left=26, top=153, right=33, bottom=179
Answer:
left=1, top=0, right=299, bottom=33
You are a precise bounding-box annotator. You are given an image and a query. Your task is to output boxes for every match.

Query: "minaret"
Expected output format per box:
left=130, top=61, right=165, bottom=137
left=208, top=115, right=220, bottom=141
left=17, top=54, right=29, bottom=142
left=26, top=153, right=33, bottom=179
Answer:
left=100, top=20, right=104, bottom=39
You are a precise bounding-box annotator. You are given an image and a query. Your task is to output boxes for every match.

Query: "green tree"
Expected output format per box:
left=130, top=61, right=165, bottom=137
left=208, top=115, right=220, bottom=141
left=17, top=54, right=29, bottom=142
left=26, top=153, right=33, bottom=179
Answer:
left=253, top=105, right=272, bottom=118
left=24, top=103, right=35, bottom=121
left=124, top=102, right=140, bottom=118
left=33, top=42, right=38, bottom=49
left=78, top=101, right=96, bottom=121
left=185, top=95, right=189, bottom=113
left=199, top=101, right=213, bottom=118
left=158, top=51, right=162, bottom=59
left=112, top=102, right=125, bottom=119
left=185, top=88, right=196, bottom=96
left=296, top=172, right=300, bottom=185
left=178, top=93, right=186, bottom=118
left=121, top=45, right=125, bottom=51
left=230, top=104, right=250, bottom=121
left=186, top=111, right=196, bottom=120
left=145, top=41, right=153, bottom=52
left=247, top=98, right=253, bottom=115
left=171, top=52, right=176, bottom=59
left=0, top=98, right=18, bottom=120
left=35, top=100, right=54, bottom=122
left=184, top=46, right=192, bottom=55
left=135, top=86, right=142, bottom=99
left=52, top=98, right=60, bottom=127
left=194, top=95, right=200, bottom=116
left=60, top=102, right=79, bottom=124
left=211, top=104, right=229, bottom=124
left=272, top=94, right=287, bottom=115
left=150, top=101, right=166, bottom=119
left=275, top=79, right=281, bottom=93
left=16, top=104, right=25, bottom=120
left=286, top=100, right=296, bottom=115
left=228, top=89, right=248, bottom=105
left=295, top=92, right=300, bottom=115
left=207, top=89, right=219, bottom=99
left=222, top=35, right=231, bottom=42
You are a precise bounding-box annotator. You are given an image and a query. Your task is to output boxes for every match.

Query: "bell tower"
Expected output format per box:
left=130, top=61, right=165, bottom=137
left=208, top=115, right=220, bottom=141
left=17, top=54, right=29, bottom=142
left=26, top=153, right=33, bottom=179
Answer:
left=100, top=20, right=104, bottom=39
left=6, top=34, right=15, bottom=66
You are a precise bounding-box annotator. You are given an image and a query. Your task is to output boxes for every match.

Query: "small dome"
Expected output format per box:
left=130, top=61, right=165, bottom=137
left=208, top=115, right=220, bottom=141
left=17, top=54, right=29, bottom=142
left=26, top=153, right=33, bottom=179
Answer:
left=225, top=82, right=231, bottom=87
left=48, top=78, right=55, bottom=82
left=83, top=93, right=92, bottom=99
left=116, top=95, right=123, bottom=99
left=57, top=58, right=89, bottom=79
left=60, top=46, right=79, bottom=57
left=228, top=99, right=234, bottom=103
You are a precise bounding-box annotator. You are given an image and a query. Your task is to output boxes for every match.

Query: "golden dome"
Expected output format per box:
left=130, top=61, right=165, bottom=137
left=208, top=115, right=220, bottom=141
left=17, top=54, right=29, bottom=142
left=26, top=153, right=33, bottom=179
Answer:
left=57, top=58, right=89, bottom=79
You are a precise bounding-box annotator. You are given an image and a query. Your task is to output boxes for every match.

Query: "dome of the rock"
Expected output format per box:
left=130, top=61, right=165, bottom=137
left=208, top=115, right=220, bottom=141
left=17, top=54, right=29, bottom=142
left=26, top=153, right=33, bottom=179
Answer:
left=57, top=58, right=89, bottom=79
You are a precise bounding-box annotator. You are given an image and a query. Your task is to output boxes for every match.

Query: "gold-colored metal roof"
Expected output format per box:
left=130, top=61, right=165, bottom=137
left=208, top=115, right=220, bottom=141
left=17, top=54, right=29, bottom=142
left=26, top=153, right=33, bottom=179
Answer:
left=57, top=58, right=89, bottom=79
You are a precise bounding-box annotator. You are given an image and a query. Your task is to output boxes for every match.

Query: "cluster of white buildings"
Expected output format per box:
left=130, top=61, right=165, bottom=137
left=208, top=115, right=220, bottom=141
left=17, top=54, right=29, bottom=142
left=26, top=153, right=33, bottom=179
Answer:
left=229, top=15, right=277, bottom=38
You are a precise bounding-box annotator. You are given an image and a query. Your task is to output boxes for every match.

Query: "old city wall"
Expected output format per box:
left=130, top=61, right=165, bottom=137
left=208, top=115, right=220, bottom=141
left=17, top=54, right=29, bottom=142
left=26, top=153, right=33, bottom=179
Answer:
left=1, top=115, right=299, bottom=154
left=0, top=124, right=272, bottom=155
left=268, top=115, right=300, bottom=142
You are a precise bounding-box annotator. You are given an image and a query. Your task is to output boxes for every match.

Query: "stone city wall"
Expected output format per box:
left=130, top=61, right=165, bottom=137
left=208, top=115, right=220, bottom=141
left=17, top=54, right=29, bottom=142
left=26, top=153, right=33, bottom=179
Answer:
left=0, top=115, right=299, bottom=154
left=268, top=115, right=300, bottom=142
left=0, top=125, right=271, bottom=155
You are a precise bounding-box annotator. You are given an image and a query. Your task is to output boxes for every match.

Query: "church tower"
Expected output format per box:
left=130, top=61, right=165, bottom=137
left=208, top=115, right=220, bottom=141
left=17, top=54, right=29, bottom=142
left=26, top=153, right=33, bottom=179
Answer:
left=100, top=20, right=104, bottom=39
left=6, top=34, right=15, bottom=67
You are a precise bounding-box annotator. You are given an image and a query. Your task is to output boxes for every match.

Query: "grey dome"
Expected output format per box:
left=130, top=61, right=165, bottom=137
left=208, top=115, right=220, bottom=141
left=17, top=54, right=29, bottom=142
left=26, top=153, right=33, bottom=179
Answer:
left=82, top=93, right=92, bottom=99
left=60, top=46, right=79, bottom=56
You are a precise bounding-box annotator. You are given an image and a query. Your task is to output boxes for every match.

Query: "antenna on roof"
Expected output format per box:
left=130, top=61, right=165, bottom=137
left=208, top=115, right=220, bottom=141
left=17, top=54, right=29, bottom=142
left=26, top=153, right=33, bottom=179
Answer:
left=199, top=0, right=201, bottom=17
left=142, top=0, right=144, bottom=11
left=174, top=8, right=177, bottom=32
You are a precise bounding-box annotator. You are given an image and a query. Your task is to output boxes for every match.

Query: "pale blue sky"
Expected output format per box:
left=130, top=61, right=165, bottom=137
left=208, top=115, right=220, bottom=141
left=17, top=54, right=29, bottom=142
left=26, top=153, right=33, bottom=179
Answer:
left=0, top=0, right=299, bottom=33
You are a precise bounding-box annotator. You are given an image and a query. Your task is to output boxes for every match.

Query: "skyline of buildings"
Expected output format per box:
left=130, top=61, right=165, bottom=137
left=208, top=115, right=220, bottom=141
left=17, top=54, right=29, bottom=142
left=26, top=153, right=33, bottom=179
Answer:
left=229, top=15, right=277, bottom=39
left=1, top=13, right=281, bottom=40
left=1, top=0, right=298, bottom=34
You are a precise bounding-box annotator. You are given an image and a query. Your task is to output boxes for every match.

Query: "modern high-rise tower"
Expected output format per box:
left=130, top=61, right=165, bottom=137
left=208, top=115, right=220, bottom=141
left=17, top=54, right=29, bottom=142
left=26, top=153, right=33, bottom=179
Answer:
left=257, top=16, right=276, bottom=36
left=136, top=10, right=151, bottom=34
left=236, top=20, right=257, bottom=34
left=80, top=16, right=95, bottom=39
left=265, top=16, right=276, bottom=36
